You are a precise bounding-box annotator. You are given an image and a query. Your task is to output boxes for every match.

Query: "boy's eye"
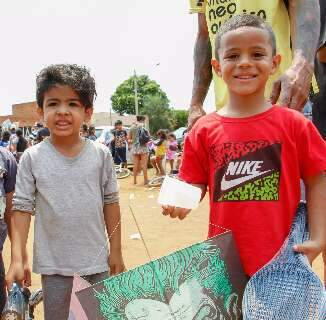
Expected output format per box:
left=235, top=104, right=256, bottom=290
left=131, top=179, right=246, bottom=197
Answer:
left=225, top=54, right=238, bottom=60
left=69, top=102, right=80, bottom=107
left=253, top=52, right=266, bottom=58
left=48, top=102, right=58, bottom=107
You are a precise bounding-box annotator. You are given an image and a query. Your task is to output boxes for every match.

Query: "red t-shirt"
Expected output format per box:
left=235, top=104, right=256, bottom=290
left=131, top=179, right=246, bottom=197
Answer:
left=179, top=106, right=326, bottom=276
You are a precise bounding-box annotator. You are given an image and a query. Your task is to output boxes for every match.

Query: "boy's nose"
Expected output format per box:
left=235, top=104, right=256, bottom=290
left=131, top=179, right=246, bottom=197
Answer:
left=55, top=104, right=70, bottom=114
left=238, top=55, right=251, bottom=67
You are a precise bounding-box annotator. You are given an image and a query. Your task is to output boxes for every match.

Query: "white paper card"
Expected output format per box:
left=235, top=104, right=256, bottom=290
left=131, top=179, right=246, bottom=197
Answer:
left=158, top=176, right=201, bottom=209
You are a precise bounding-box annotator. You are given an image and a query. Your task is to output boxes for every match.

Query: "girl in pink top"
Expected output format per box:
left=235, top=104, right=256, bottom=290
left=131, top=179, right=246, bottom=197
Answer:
left=166, top=133, right=178, bottom=174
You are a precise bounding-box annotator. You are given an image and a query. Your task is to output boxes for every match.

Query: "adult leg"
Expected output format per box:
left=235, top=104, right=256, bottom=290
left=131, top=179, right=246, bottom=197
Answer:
left=140, top=153, right=149, bottom=185
left=42, top=274, right=74, bottom=320
left=133, top=154, right=141, bottom=185
left=114, top=149, right=121, bottom=166
left=118, top=147, right=127, bottom=168
left=0, top=253, right=6, bottom=313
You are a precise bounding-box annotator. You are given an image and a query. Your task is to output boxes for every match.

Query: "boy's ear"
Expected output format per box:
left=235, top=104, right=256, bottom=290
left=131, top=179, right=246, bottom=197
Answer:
left=85, top=107, right=93, bottom=123
left=211, top=59, right=222, bottom=77
left=271, top=54, right=281, bottom=75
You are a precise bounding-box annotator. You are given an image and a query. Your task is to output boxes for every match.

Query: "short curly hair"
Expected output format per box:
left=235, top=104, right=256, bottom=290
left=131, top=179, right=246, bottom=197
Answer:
left=215, top=14, right=276, bottom=57
left=36, top=64, right=97, bottom=109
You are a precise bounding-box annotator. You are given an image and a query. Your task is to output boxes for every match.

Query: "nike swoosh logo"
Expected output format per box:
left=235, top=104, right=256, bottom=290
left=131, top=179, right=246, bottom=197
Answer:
left=221, top=170, right=272, bottom=192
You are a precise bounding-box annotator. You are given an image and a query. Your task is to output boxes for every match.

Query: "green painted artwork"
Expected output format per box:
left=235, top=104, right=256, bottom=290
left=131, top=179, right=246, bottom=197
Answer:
left=76, top=232, right=247, bottom=319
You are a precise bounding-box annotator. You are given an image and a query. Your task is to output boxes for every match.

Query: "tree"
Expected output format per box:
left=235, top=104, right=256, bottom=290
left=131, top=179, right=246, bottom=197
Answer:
left=171, top=110, right=188, bottom=130
left=142, top=95, right=174, bottom=135
left=111, top=75, right=169, bottom=115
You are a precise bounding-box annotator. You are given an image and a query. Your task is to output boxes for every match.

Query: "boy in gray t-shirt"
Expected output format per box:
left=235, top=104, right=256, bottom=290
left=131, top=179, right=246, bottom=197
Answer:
left=6, top=64, right=126, bottom=319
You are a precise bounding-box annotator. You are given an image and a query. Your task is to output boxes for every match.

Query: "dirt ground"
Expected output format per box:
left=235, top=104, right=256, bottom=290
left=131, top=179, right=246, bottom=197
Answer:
left=3, top=170, right=324, bottom=319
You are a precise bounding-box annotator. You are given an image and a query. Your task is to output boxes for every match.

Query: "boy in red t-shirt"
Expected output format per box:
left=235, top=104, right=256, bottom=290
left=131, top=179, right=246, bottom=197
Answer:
left=162, top=14, right=326, bottom=277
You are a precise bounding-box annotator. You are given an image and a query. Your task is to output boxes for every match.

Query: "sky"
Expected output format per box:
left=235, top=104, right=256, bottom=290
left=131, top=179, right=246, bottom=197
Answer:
left=0, top=0, right=215, bottom=116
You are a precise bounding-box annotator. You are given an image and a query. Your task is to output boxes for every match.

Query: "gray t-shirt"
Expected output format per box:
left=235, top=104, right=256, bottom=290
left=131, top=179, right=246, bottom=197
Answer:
left=13, top=139, right=119, bottom=276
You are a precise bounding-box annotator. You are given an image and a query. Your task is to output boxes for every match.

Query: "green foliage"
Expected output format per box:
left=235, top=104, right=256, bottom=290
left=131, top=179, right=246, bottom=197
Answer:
left=111, top=75, right=169, bottom=115
left=142, top=95, right=174, bottom=135
left=171, top=109, right=188, bottom=130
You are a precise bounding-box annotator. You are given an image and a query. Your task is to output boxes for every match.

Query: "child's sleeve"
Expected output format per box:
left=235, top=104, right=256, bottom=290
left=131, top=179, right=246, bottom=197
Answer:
left=103, top=151, right=119, bottom=205
left=12, top=152, right=36, bottom=214
left=179, top=129, right=209, bottom=185
left=189, top=0, right=206, bottom=14
left=297, top=119, right=326, bottom=180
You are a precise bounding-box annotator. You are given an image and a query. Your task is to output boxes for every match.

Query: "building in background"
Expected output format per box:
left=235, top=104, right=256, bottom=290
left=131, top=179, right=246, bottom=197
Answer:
left=92, top=112, right=149, bottom=128
left=0, top=102, right=40, bottom=136
left=0, top=102, right=149, bottom=135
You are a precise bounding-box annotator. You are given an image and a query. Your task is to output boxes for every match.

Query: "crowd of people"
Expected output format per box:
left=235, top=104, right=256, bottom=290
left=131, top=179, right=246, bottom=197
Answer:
left=0, top=126, right=29, bottom=163
left=127, top=116, right=183, bottom=186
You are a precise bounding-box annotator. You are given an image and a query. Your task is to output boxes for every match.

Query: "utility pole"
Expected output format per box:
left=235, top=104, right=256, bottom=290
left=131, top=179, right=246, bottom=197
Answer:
left=109, top=106, right=112, bottom=125
left=134, top=69, right=139, bottom=115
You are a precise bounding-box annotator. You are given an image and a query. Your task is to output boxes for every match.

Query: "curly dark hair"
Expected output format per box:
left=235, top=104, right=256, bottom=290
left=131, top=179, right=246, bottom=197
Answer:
left=36, top=64, right=97, bottom=109
left=215, top=14, right=276, bottom=57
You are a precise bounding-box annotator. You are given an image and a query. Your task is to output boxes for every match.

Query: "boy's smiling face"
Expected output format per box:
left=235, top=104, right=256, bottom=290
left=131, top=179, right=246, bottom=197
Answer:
left=38, top=85, right=93, bottom=139
left=212, top=27, right=281, bottom=97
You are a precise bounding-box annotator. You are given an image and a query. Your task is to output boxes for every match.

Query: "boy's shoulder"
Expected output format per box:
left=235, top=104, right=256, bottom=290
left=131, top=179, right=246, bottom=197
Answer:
left=272, top=105, right=311, bottom=128
left=192, top=112, right=221, bottom=131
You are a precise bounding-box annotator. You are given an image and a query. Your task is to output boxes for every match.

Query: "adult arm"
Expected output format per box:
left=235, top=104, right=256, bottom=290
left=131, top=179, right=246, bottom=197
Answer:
left=188, top=13, right=212, bottom=129
left=317, top=0, right=326, bottom=63
left=103, top=202, right=125, bottom=275
left=317, top=48, right=326, bottom=63
left=323, top=250, right=326, bottom=287
left=271, top=0, right=320, bottom=110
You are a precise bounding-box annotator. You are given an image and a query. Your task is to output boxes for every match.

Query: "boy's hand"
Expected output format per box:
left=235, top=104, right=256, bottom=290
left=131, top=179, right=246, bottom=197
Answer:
left=6, top=261, right=25, bottom=291
left=23, top=252, right=32, bottom=287
left=293, top=240, right=324, bottom=265
left=162, top=205, right=191, bottom=220
left=109, top=250, right=126, bottom=276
